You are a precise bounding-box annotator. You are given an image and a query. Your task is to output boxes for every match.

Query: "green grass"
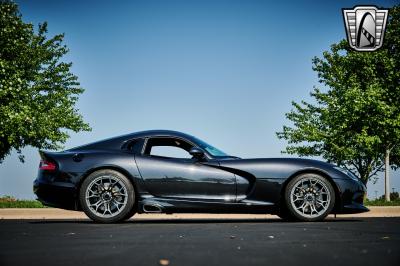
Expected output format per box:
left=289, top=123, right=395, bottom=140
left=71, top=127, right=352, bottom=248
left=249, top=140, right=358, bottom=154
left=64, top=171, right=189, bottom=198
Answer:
left=365, top=198, right=400, bottom=206
left=0, top=196, right=46, bottom=208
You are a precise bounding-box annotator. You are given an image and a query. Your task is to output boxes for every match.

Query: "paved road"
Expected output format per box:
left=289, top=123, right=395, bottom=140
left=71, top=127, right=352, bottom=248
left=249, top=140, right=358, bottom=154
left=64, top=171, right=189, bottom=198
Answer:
left=0, top=217, right=399, bottom=266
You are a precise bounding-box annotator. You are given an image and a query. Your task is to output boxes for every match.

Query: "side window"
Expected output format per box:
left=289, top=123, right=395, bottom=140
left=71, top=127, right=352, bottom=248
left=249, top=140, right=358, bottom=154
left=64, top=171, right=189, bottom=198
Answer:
left=144, top=137, right=193, bottom=159
left=128, top=138, right=145, bottom=154
left=150, top=146, right=192, bottom=159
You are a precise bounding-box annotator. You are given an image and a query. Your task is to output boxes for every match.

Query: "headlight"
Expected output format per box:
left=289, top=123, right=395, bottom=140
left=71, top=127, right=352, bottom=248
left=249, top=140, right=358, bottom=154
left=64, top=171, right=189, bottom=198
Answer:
left=334, top=166, right=359, bottom=181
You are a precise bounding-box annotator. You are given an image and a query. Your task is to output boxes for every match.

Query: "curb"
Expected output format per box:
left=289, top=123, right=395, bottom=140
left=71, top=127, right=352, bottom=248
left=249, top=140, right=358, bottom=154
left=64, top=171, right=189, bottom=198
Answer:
left=0, top=206, right=399, bottom=220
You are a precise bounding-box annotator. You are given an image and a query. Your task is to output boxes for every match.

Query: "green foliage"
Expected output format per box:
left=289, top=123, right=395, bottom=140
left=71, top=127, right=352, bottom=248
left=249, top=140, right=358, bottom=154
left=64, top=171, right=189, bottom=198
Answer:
left=376, top=192, right=400, bottom=201
left=390, top=192, right=399, bottom=201
left=277, top=5, right=400, bottom=185
left=0, top=1, right=91, bottom=162
left=0, top=195, right=45, bottom=208
left=365, top=197, right=400, bottom=206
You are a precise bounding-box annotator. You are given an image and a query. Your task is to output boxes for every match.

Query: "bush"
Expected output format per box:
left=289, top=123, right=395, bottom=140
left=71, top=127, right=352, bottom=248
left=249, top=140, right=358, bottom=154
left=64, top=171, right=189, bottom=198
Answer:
left=0, top=196, right=45, bottom=208
left=365, top=198, right=400, bottom=206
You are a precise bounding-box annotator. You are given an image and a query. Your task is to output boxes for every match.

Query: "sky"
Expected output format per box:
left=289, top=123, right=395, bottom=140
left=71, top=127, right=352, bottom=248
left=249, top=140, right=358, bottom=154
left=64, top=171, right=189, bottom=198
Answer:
left=0, top=0, right=399, bottom=199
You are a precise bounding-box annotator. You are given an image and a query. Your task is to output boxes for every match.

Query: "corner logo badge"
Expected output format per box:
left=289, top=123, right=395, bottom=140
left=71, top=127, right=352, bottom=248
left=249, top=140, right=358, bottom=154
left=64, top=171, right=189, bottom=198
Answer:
left=342, top=6, right=388, bottom=51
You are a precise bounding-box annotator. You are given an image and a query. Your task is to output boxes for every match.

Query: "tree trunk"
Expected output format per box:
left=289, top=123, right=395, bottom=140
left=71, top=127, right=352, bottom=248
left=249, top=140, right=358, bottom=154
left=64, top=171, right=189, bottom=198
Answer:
left=385, top=148, right=390, bottom=202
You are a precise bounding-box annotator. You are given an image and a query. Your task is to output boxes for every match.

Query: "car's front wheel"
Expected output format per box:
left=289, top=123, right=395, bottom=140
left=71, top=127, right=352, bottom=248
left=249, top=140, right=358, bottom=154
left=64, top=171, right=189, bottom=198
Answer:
left=80, top=169, right=135, bottom=223
left=284, top=173, right=335, bottom=222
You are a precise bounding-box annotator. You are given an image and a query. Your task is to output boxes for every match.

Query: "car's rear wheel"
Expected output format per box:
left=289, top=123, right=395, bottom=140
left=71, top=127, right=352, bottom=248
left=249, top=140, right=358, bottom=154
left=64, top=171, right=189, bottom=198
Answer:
left=80, top=169, right=135, bottom=223
left=284, top=173, right=335, bottom=222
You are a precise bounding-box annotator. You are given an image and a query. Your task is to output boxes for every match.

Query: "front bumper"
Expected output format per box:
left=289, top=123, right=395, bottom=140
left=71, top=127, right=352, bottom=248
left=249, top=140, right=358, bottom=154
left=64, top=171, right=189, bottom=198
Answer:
left=33, top=179, right=78, bottom=210
left=334, top=178, right=369, bottom=214
left=341, top=202, right=369, bottom=214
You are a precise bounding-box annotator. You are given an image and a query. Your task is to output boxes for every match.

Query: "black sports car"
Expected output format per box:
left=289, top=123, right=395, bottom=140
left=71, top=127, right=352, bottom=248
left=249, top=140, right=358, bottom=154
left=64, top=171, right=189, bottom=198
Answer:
left=34, top=130, right=368, bottom=223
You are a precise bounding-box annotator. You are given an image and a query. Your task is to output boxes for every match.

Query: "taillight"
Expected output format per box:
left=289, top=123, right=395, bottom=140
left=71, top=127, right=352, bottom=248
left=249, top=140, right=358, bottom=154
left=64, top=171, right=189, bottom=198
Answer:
left=39, top=160, right=56, bottom=171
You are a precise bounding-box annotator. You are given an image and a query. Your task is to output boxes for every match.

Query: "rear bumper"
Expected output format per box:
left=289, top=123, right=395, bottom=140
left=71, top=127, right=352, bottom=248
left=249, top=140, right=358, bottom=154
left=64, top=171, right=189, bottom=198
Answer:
left=33, top=179, right=78, bottom=210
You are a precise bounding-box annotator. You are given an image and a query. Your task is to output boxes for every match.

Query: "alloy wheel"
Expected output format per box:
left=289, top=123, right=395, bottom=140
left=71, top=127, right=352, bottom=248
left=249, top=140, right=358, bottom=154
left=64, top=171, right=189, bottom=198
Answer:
left=289, top=176, right=331, bottom=219
left=85, top=175, right=129, bottom=218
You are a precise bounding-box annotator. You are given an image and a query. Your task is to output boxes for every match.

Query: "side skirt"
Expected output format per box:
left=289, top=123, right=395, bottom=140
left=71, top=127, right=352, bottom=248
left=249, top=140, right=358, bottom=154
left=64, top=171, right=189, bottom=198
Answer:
left=137, top=197, right=276, bottom=214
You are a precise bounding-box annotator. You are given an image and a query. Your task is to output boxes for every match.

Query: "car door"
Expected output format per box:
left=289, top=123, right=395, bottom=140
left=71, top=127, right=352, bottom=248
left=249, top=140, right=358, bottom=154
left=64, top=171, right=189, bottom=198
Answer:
left=134, top=137, right=236, bottom=201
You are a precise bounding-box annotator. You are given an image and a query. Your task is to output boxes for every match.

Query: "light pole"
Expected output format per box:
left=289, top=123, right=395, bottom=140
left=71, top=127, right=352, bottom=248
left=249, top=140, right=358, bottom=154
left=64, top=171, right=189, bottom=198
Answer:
left=375, top=190, right=378, bottom=199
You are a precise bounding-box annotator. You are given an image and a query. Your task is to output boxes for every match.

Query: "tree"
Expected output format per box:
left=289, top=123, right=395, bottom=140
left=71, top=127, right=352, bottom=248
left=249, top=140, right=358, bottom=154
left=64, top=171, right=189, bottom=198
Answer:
left=276, top=5, right=400, bottom=190
left=0, top=1, right=91, bottom=162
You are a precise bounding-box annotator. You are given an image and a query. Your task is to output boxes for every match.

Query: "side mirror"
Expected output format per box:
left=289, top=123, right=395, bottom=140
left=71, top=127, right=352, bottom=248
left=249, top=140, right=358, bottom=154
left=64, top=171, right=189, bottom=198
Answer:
left=189, top=147, right=204, bottom=159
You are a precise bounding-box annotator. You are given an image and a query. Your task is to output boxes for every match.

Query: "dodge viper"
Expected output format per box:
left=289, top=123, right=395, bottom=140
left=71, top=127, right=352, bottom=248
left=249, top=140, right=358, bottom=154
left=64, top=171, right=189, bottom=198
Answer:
left=33, top=130, right=368, bottom=223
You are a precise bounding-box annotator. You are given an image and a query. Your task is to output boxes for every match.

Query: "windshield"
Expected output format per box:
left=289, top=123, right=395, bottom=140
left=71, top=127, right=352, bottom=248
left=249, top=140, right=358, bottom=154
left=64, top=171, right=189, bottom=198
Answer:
left=192, top=137, right=229, bottom=157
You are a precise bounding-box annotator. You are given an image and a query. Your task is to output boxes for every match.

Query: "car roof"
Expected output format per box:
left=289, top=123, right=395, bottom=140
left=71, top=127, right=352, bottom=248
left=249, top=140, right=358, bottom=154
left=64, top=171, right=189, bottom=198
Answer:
left=125, top=129, right=196, bottom=139
left=67, top=130, right=200, bottom=151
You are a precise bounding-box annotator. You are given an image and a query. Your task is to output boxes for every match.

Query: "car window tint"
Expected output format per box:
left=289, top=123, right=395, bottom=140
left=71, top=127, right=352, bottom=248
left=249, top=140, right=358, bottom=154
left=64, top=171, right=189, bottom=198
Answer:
left=129, top=138, right=145, bottom=154
left=150, top=146, right=192, bottom=159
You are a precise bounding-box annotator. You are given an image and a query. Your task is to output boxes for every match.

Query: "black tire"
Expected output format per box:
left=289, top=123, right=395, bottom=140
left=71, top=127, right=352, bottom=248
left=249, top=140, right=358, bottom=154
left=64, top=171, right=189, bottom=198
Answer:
left=121, top=205, right=137, bottom=221
left=284, top=173, right=335, bottom=222
left=80, top=169, right=136, bottom=223
left=276, top=207, right=295, bottom=221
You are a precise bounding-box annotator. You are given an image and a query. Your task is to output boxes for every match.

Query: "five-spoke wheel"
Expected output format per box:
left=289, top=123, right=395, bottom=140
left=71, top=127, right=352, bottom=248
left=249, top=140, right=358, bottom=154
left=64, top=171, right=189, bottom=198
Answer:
left=80, top=170, right=136, bottom=223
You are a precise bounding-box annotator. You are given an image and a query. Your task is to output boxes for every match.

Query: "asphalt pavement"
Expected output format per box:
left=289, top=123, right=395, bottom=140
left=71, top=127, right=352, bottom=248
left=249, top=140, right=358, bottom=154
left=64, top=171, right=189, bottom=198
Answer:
left=0, top=217, right=399, bottom=266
